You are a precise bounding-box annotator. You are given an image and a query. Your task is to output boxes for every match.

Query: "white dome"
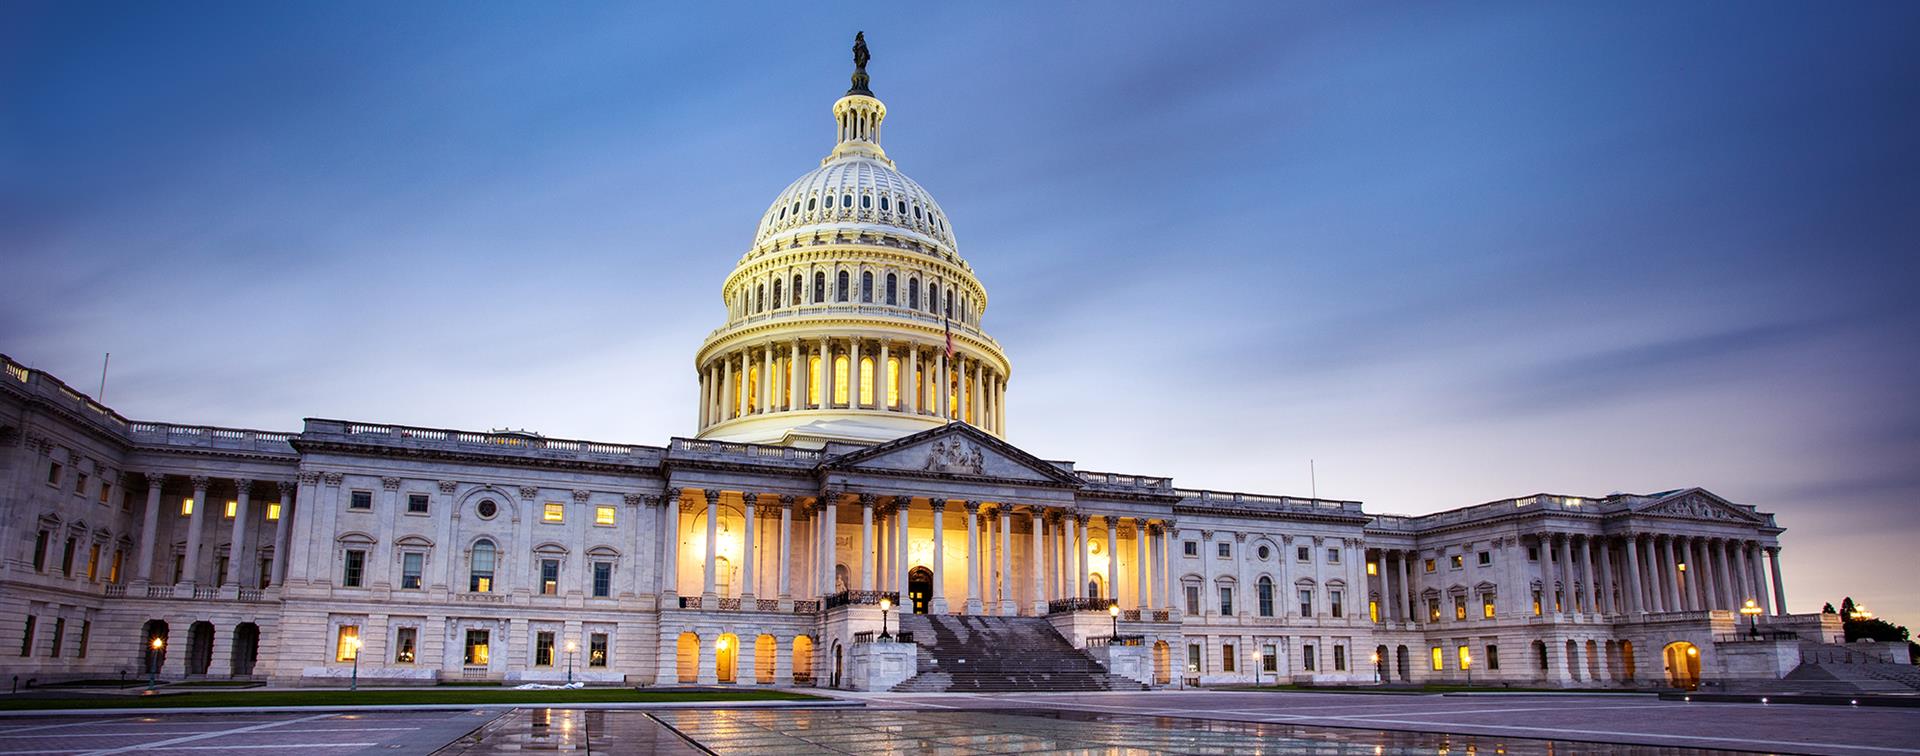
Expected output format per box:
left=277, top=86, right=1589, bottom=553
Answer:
left=753, top=155, right=959, bottom=251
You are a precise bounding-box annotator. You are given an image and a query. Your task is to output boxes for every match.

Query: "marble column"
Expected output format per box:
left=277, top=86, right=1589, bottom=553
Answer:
left=937, top=350, right=950, bottom=419
left=698, top=363, right=711, bottom=428
left=788, top=341, right=802, bottom=411
left=224, top=479, right=252, bottom=588
left=1657, top=535, right=1677, bottom=611
left=1597, top=536, right=1616, bottom=616
left=1103, top=516, right=1119, bottom=606
left=1766, top=546, right=1787, bottom=615
left=1030, top=508, right=1047, bottom=615
left=702, top=489, right=720, bottom=600
left=1159, top=523, right=1175, bottom=612
left=859, top=494, right=875, bottom=591
left=930, top=499, right=949, bottom=614
left=135, top=473, right=164, bottom=584
left=661, top=489, right=682, bottom=604
left=741, top=492, right=758, bottom=601
left=721, top=356, right=734, bottom=421
left=1075, top=514, right=1092, bottom=601
left=879, top=341, right=892, bottom=410
left=999, top=506, right=1015, bottom=615
left=270, top=481, right=295, bottom=588
left=1747, top=542, right=1772, bottom=615
left=1398, top=550, right=1414, bottom=623
left=778, top=496, right=794, bottom=603
left=181, top=475, right=210, bottom=586
left=1624, top=534, right=1645, bottom=614
left=1135, top=519, right=1151, bottom=610
left=822, top=492, right=840, bottom=594
left=894, top=498, right=909, bottom=598
left=816, top=337, right=830, bottom=407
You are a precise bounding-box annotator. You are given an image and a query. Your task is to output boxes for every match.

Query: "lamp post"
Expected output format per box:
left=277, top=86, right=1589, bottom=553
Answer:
left=1741, top=599, right=1764, bottom=638
left=349, top=636, right=362, bottom=691
left=1108, top=603, right=1120, bottom=641
left=147, top=637, right=165, bottom=691
left=566, top=640, right=577, bottom=684
left=1463, top=649, right=1473, bottom=687
left=1848, top=604, right=1874, bottom=622
left=879, top=598, right=893, bottom=641
left=1371, top=651, right=1381, bottom=686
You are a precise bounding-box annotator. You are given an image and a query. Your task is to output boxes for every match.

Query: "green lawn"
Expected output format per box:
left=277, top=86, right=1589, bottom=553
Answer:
left=0, top=687, right=823, bottom=711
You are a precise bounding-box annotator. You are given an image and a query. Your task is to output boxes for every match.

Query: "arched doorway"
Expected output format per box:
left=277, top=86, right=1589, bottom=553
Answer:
left=907, top=567, right=933, bottom=614
left=230, top=623, right=260, bottom=677
left=186, top=621, right=214, bottom=676
left=676, top=632, right=699, bottom=683
left=141, top=620, right=169, bottom=676
left=1395, top=645, right=1410, bottom=681
left=1375, top=644, right=1389, bottom=683
left=1087, top=574, right=1104, bottom=600
left=716, top=633, right=739, bottom=684
left=1621, top=641, right=1637, bottom=682
left=1662, top=641, right=1701, bottom=690
left=831, top=641, right=844, bottom=688
left=792, top=635, right=815, bottom=686
left=1565, top=640, right=1582, bottom=682
left=1153, top=640, right=1171, bottom=685
left=754, top=635, right=777, bottom=684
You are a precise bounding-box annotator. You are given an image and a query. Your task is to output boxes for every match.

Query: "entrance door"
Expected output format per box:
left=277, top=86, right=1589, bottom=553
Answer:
left=907, top=566, right=933, bottom=614
left=1663, top=641, right=1701, bottom=690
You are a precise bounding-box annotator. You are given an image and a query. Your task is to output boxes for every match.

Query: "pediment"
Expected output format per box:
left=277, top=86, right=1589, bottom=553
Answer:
left=1636, top=488, right=1764, bottom=524
left=823, top=423, right=1083, bottom=486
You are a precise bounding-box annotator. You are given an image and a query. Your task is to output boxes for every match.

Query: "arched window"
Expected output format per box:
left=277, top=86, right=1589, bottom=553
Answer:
left=880, top=197, right=890, bottom=212
left=470, top=540, right=496, bottom=593
left=771, top=280, right=782, bottom=310
left=841, top=194, right=852, bottom=208
left=860, top=195, right=871, bottom=210
left=944, top=290, right=954, bottom=319
left=756, top=284, right=765, bottom=313
left=1258, top=576, right=1275, bottom=617
left=777, top=206, right=785, bottom=220
left=833, top=355, right=850, bottom=404
left=907, top=277, right=919, bottom=309
left=886, top=357, right=901, bottom=408
left=836, top=271, right=850, bottom=302
left=885, top=273, right=897, bottom=305
left=746, top=366, right=760, bottom=412
left=861, top=272, right=873, bottom=303
left=929, top=284, right=940, bottom=314
left=813, top=272, right=826, bottom=303
left=859, top=357, right=875, bottom=405
left=808, top=356, right=822, bottom=405
left=792, top=274, right=803, bottom=306
left=806, top=197, right=816, bottom=211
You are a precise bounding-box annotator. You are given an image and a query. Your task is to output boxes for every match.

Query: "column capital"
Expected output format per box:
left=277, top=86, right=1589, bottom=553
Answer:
left=234, top=478, right=255, bottom=492
left=1102, top=514, right=1119, bottom=527
left=929, top=498, right=947, bottom=512
left=518, top=485, right=539, bottom=500
left=741, top=492, right=762, bottom=506
left=438, top=480, right=459, bottom=494
left=572, top=488, right=593, bottom=503
left=703, top=489, right=722, bottom=505
left=779, top=494, right=797, bottom=509
left=623, top=492, right=646, bottom=507
left=820, top=490, right=842, bottom=504
left=381, top=476, right=402, bottom=491
left=1765, top=545, right=1780, bottom=555
left=858, top=493, right=876, bottom=508
left=278, top=480, right=297, bottom=496
left=145, top=472, right=167, bottom=487
left=1074, top=513, right=1091, bottom=526
left=664, top=487, right=683, bottom=502
left=1162, top=518, right=1177, bottom=532
left=190, top=475, right=210, bottom=490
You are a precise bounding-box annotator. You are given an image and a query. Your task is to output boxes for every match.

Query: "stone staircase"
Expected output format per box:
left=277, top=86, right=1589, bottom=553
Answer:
left=890, top=614, right=1146, bottom=693
left=1781, top=641, right=1920, bottom=693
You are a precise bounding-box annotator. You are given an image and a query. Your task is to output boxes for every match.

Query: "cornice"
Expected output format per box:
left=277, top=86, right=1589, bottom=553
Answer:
left=292, top=438, right=663, bottom=477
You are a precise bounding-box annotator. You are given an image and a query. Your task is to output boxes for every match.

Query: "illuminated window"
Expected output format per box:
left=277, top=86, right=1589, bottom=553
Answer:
left=589, top=633, right=608, bottom=667
left=595, top=506, right=616, bottom=526
left=464, top=629, right=490, bottom=665
left=808, top=356, right=823, bottom=404
left=1369, top=600, right=1380, bottom=623
left=1458, top=645, right=1472, bottom=670
left=336, top=626, right=360, bottom=662
left=470, top=540, right=496, bottom=593
left=1423, top=558, right=1436, bottom=573
left=540, top=559, right=559, bottom=595
left=1366, top=561, right=1378, bottom=576
left=85, top=544, right=99, bottom=581
left=834, top=356, right=850, bottom=403
left=224, top=500, right=237, bottom=519
left=109, top=550, right=122, bottom=583
left=1427, top=598, right=1441, bottom=622
left=1454, top=596, right=1467, bottom=621
left=98, top=482, right=111, bottom=504
left=401, top=552, right=422, bottom=589
left=543, top=502, right=564, bottom=523
left=1532, top=591, right=1543, bottom=616
left=1484, top=595, right=1497, bottom=618
left=1431, top=646, right=1444, bottom=671
left=394, top=627, right=417, bottom=664
left=266, top=503, right=282, bottom=521
left=1450, top=554, right=1463, bottom=569
left=181, top=498, right=194, bottom=516
left=747, top=365, right=760, bottom=412
left=536, top=632, right=555, bottom=666
left=859, top=357, right=874, bottom=404
left=886, top=357, right=901, bottom=407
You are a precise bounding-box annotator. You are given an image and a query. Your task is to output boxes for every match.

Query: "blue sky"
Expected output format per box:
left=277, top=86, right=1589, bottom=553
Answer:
left=4, top=2, right=1917, bottom=621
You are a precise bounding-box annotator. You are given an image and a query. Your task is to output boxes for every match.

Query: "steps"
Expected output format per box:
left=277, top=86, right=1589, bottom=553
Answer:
left=1780, top=642, right=1920, bottom=693
left=889, top=614, right=1146, bottom=693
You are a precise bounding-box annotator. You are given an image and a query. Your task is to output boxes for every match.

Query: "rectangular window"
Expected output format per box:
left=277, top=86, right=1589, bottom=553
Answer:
left=78, top=620, right=90, bottom=658
left=1296, top=546, right=1310, bottom=562
left=61, top=537, right=75, bottom=576
left=407, top=494, right=429, bottom=514
left=349, top=490, right=372, bottom=510
left=1217, top=542, right=1230, bottom=558
left=1304, top=644, right=1316, bottom=671
left=1299, top=589, right=1313, bottom=617
left=32, top=531, right=48, bottom=571
left=1185, top=584, right=1201, bottom=615
left=172, top=555, right=183, bottom=583
left=259, top=558, right=272, bottom=589
left=1423, top=558, right=1436, bottom=573
left=1448, top=554, right=1461, bottom=569
left=535, top=631, right=555, bottom=666
left=1330, top=589, right=1344, bottom=618
left=595, top=505, right=616, bottom=526
left=336, top=625, right=360, bottom=662
left=1258, top=583, right=1274, bottom=617
left=1222, top=643, right=1235, bottom=672
left=465, top=630, right=490, bottom=666
left=86, top=543, right=100, bottom=581
left=213, top=556, right=228, bottom=586
left=1532, top=591, right=1543, bottom=616
left=181, top=497, right=194, bottom=516
left=401, top=552, right=423, bottom=589
left=1428, top=598, right=1441, bottom=623
left=1528, top=546, right=1540, bottom=561
left=1334, top=645, right=1347, bottom=671
left=99, top=482, right=111, bottom=505
left=1487, top=645, right=1501, bottom=670
left=223, top=500, right=237, bottom=519
left=1431, top=646, right=1444, bottom=671
left=1478, top=551, right=1492, bottom=566
left=1555, top=590, right=1564, bottom=613
left=49, top=618, right=64, bottom=658
left=1366, top=561, right=1378, bottom=576
left=541, top=559, right=560, bottom=595
left=1187, top=643, right=1202, bottom=673
left=267, top=503, right=282, bottom=521
left=1262, top=644, right=1278, bottom=672
left=75, top=471, right=88, bottom=494
left=1483, top=594, right=1497, bottom=618
left=589, top=633, right=608, bottom=667
left=1327, top=548, right=1340, bottom=563
left=109, top=550, right=122, bottom=583
left=1454, top=596, right=1467, bottom=621
left=593, top=562, right=612, bottom=597
left=1182, top=541, right=1198, bottom=557
left=47, top=462, right=62, bottom=486
left=20, top=616, right=34, bottom=656
left=1369, top=600, right=1380, bottom=623
left=1459, top=645, right=1472, bottom=670
left=1218, top=586, right=1233, bottom=615
left=342, top=550, right=365, bottom=587
left=543, top=502, right=564, bottom=522
left=395, top=627, right=417, bottom=663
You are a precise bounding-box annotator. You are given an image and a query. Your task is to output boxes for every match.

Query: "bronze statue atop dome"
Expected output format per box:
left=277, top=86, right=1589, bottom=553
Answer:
left=848, top=32, right=874, bottom=96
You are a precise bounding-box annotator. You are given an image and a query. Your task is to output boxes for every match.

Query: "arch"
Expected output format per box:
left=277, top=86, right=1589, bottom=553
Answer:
left=885, top=273, right=897, bottom=305
left=231, top=622, right=260, bottom=677
left=772, top=279, right=783, bottom=310
left=831, top=640, right=844, bottom=688
left=1395, top=644, right=1410, bottom=681
left=1565, top=640, right=1582, bottom=681
left=1256, top=576, right=1275, bottom=617
left=1087, top=573, right=1104, bottom=600
left=1587, top=639, right=1601, bottom=680
left=791, top=274, right=803, bottom=306
left=141, top=619, right=170, bottom=675
left=754, top=634, right=778, bottom=684
left=716, top=633, right=739, bottom=684
left=186, top=621, right=214, bottom=676
left=1662, top=641, right=1700, bottom=690
left=833, top=356, right=850, bottom=405
left=756, top=283, right=766, bottom=313
left=813, top=272, right=826, bottom=303
left=1153, top=640, right=1172, bottom=686
left=456, top=485, right=521, bottom=523
left=834, top=563, right=850, bottom=593
left=676, top=632, right=699, bottom=684
left=1533, top=640, right=1549, bottom=675
left=908, top=277, right=920, bottom=309
left=907, top=566, right=933, bottom=614
left=792, top=635, right=815, bottom=685
left=1374, top=644, right=1389, bottom=681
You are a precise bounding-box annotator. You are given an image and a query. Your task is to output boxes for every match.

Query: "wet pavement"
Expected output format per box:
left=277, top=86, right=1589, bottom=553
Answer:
left=0, top=710, right=493, bottom=755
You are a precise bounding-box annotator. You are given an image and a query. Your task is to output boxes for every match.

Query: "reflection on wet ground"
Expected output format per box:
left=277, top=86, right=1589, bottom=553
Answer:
left=438, top=707, right=1748, bottom=755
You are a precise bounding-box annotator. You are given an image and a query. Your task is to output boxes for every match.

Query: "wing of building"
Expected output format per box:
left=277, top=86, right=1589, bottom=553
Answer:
left=0, top=38, right=1843, bottom=694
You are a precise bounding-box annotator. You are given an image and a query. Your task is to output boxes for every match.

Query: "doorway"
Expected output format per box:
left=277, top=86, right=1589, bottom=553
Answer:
left=908, top=566, right=933, bottom=614
left=230, top=623, right=259, bottom=677
left=185, top=621, right=214, bottom=676
left=1663, top=641, right=1701, bottom=690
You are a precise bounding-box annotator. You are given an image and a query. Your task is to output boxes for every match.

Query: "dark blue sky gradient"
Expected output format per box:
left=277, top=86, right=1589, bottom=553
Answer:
left=4, top=2, right=1917, bottom=619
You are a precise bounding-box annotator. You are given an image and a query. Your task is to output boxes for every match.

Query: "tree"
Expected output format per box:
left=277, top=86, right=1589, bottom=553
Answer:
left=1833, top=596, right=1919, bottom=665
left=1823, top=602, right=1837, bottom=614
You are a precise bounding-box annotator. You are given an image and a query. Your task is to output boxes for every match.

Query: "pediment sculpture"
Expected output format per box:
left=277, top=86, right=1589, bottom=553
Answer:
left=923, top=438, right=985, bottom=475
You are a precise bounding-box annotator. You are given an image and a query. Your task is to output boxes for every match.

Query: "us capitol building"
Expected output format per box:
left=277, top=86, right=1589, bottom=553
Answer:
left=1, top=38, right=1832, bottom=693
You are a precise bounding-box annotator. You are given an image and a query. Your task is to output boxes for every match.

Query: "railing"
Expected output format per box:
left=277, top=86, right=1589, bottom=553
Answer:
left=678, top=596, right=703, bottom=609
left=853, top=631, right=875, bottom=644
left=1076, top=471, right=1173, bottom=491
left=1122, top=609, right=1141, bottom=621
left=1716, top=630, right=1800, bottom=643
left=1086, top=635, right=1146, bottom=648
left=103, top=584, right=127, bottom=598
left=145, top=585, right=175, bottom=598
left=756, top=599, right=780, bottom=612
left=824, top=590, right=900, bottom=610
left=670, top=438, right=822, bottom=462
left=1047, top=597, right=1117, bottom=614
left=127, top=422, right=297, bottom=454
left=192, top=586, right=218, bottom=600
left=792, top=600, right=820, bottom=614
left=1175, top=488, right=1366, bottom=516
left=854, top=630, right=915, bottom=644
left=793, top=673, right=816, bottom=686
left=307, top=419, right=660, bottom=463
left=717, top=598, right=742, bottom=611
left=236, top=587, right=265, bottom=602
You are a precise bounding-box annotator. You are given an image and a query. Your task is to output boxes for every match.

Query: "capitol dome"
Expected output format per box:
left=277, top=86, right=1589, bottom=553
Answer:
left=693, top=37, right=1009, bottom=448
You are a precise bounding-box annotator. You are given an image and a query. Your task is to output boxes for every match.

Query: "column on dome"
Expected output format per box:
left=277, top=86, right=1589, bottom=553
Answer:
left=930, top=498, right=948, bottom=613
left=720, top=355, right=735, bottom=421
left=850, top=338, right=863, bottom=409
left=816, top=337, right=830, bottom=408
left=971, top=360, right=984, bottom=426
left=937, top=350, right=950, bottom=420
left=879, top=340, right=892, bottom=411
left=135, top=473, right=164, bottom=584
left=906, top=344, right=921, bottom=414
left=698, top=364, right=711, bottom=428
left=761, top=344, right=774, bottom=414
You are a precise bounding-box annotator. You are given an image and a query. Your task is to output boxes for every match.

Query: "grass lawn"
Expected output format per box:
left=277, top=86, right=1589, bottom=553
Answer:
left=0, top=687, right=823, bottom=711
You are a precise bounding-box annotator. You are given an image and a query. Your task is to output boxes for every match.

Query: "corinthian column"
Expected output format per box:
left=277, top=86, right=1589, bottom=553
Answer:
left=962, top=500, right=981, bottom=614
left=1136, top=519, right=1151, bottom=610
left=1075, top=513, right=1091, bottom=601
left=224, top=479, right=253, bottom=589
left=850, top=338, right=863, bottom=408
left=1103, top=515, right=1119, bottom=605
left=135, top=473, right=164, bottom=584
left=1767, top=546, right=1788, bottom=616
left=741, top=492, right=758, bottom=601
left=930, top=499, right=949, bottom=614
left=181, top=476, right=210, bottom=586
left=703, top=489, right=720, bottom=600
left=859, top=494, right=875, bottom=591
left=999, top=506, right=1015, bottom=615
left=1029, top=507, right=1046, bottom=615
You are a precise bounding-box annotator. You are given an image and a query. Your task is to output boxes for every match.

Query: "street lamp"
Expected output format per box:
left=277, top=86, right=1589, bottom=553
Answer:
left=147, top=637, right=165, bottom=691
left=1463, top=649, right=1472, bottom=687
left=1108, top=603, right=1120, bottom=641
left=1848, top=604, right=1874, bottom=622
left=348, top=636, right=362, bottom=691
left=1371, top=651, right=1382, bottom=685
left=1741, top=599, right=1764, bottom=638
left=565, top=641, right=577, bottom=685
left=878, top=598, right=893, bottom=641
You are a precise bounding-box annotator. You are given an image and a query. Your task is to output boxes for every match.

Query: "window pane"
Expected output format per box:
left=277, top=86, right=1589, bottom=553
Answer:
left=543, top=502, right=564, bottom=522
left=595, top=506, right=616, bottom=526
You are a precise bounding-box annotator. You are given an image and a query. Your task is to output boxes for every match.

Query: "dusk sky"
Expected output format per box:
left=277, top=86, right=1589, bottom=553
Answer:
left=5, top=3, right=1917, bottom=621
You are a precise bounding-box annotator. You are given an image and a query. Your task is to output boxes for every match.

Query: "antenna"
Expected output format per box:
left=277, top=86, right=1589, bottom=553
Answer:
left=98, top=353, right=110, bottom=402
left=1310, top=459, right=1317, bottom=500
